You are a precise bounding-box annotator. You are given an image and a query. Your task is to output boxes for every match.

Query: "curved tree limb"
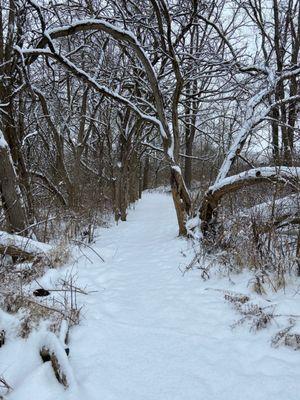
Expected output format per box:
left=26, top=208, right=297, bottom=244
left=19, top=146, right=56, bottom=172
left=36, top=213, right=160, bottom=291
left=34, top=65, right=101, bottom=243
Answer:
left=200, top=167, right=300, bottom=233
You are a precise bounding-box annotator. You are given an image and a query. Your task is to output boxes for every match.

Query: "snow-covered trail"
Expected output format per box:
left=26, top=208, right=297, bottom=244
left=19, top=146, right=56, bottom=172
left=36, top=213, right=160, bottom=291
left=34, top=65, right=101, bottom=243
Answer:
left=68, top=192, right=300, bottom=400
left=4, top=192, right=300, bottom=400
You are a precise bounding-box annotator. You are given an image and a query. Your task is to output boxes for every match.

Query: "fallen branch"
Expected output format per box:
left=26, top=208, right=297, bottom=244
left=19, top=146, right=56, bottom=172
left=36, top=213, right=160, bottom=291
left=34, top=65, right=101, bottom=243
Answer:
left=0, top=230, right=52, bottom=260
left=0, top=375, right=12, bottom=393
left=71, top=239, right=105, bottom=262
left=39, top=332, right=76, bottom=388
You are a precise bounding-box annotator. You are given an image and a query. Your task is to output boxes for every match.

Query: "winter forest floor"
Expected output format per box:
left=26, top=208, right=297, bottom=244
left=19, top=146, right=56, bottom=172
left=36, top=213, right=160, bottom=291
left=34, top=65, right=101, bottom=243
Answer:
left=2, top=192, right=300, bottom=400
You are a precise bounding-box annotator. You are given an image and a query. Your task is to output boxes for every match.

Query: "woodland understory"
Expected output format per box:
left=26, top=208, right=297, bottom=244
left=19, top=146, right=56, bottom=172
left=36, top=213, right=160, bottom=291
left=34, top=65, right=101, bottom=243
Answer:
left=1, top=0, right=300, bottom=395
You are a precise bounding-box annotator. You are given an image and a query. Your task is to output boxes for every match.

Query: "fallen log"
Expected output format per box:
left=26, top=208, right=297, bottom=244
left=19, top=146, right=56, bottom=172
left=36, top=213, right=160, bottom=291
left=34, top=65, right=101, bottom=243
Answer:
left=0, top=230, right=52, bottom=260
left=39, top=332, right=75, bottom=389
left=40, top=346, right=69, bottom=387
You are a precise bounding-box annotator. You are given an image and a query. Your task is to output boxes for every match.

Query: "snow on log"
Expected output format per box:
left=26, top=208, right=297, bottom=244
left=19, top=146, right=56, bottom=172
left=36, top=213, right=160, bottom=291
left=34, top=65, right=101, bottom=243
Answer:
left=0, top=231, right=52, bottom=259
left=39, top=332, right=76, bottom=388
left=210, top=166, right=300, bottom=195
left=200, top=167, right=300, bottom=232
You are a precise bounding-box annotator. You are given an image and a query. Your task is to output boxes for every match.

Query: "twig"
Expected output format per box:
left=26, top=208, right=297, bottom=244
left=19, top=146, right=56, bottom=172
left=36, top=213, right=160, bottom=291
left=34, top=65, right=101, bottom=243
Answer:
left=71, top=239, right=105, bottom=262
left=0, top=376, right=13, bottom=392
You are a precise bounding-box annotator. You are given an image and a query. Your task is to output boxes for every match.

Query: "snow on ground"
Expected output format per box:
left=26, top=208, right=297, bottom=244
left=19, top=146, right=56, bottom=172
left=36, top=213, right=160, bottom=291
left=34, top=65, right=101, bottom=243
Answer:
left=2, top=192, right=300, bottom=399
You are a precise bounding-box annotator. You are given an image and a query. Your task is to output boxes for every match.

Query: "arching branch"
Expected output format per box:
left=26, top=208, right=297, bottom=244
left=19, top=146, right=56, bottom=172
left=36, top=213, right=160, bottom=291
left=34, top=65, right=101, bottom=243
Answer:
left=200, top=167, right=300, bottom=233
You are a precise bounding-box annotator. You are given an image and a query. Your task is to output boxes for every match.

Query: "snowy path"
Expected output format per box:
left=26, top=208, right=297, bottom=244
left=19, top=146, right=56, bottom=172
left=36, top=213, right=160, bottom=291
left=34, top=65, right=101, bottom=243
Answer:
left=69, top=193, right=300, bottom=400
left=4, top=193, right=300, bottom=400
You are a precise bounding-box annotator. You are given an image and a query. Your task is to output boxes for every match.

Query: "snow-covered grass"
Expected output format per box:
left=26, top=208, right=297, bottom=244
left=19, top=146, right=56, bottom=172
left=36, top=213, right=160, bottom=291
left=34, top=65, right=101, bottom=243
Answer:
left=1, top=192, right=300, bottom=399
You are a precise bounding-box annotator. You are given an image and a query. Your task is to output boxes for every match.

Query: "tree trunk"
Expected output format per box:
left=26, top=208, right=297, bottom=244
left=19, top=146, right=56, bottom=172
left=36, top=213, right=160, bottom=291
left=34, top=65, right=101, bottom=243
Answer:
left=138, top=161, right=143, bottom=199
left=184, top=132, right=194, bottom=190
left=170, top=166, right=191, bottom=236
left=115, top=162, right=129, bottom=222
left=1, top=95, right=35, bottom=225
left=0, top=133, right=28, bottom=233
left=143, top=155, right=150, bottom=190
left=271, top=107, right=280, bottom=163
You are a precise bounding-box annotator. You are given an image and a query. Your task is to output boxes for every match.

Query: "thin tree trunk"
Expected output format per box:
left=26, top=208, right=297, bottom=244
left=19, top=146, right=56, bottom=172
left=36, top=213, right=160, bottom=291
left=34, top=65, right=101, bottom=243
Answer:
left=143, top=155, right=150, bottom=191
left=271, top=107, right=280, bottom=163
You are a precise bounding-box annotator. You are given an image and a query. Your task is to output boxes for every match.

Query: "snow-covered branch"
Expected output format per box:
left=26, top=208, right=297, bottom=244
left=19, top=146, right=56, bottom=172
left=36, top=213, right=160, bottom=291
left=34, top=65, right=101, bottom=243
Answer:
left=200, top=166, right=300, bottom=231
left=0, top=230, right=52, bottom=259
left=215, top=67, right=300, bottom=184
left=211, top=166, right=300, bottom=195
left=24, top=16, right=172, bottom=148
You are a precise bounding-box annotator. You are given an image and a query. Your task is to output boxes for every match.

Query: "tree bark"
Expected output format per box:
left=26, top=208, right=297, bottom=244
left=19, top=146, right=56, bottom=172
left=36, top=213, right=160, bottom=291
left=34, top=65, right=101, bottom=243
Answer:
left=0, top=133, right=28, bottom=233
left=170, top=166, right=191, bottom=236
left=143, top=155, right=150, bottom=191
left=184, top=131, right=195, bottom=190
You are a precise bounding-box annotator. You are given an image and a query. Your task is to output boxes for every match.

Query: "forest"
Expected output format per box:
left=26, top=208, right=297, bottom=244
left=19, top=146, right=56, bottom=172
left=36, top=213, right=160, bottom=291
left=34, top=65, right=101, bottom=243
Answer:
left=0, top=0, right=300, bottom=399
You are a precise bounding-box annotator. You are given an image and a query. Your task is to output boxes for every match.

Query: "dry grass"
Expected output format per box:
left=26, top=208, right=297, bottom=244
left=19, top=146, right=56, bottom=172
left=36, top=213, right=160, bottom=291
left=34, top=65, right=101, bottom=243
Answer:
left=223, top=291, right=275, bottom=331
left=0, top=256, right=82, bottom=338
left=198, top=206, right=300, bottom=294
left=272, top=319, right=300, bottom=350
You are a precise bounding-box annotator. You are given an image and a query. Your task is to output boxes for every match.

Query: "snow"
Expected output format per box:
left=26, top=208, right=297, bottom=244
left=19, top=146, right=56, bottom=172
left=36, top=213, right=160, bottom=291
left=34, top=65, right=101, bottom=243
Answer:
left=210, top=166, right=300, bottom=194
left=171, top=164, right=182, bottom=173
left=0, top=231, right=52, bottom=255
left=47, top=19, right=143, bottom=46
left=0, top=131, right=8, bottom=149
left=246, top=193, right=300, bottom=218
left=0, top=331, right=71, bottom=400
left=2, top=193, right=300, bottom=399
left=38, top=331, right=77, bottom=388
left=21, top=131, right=38, bottom=147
